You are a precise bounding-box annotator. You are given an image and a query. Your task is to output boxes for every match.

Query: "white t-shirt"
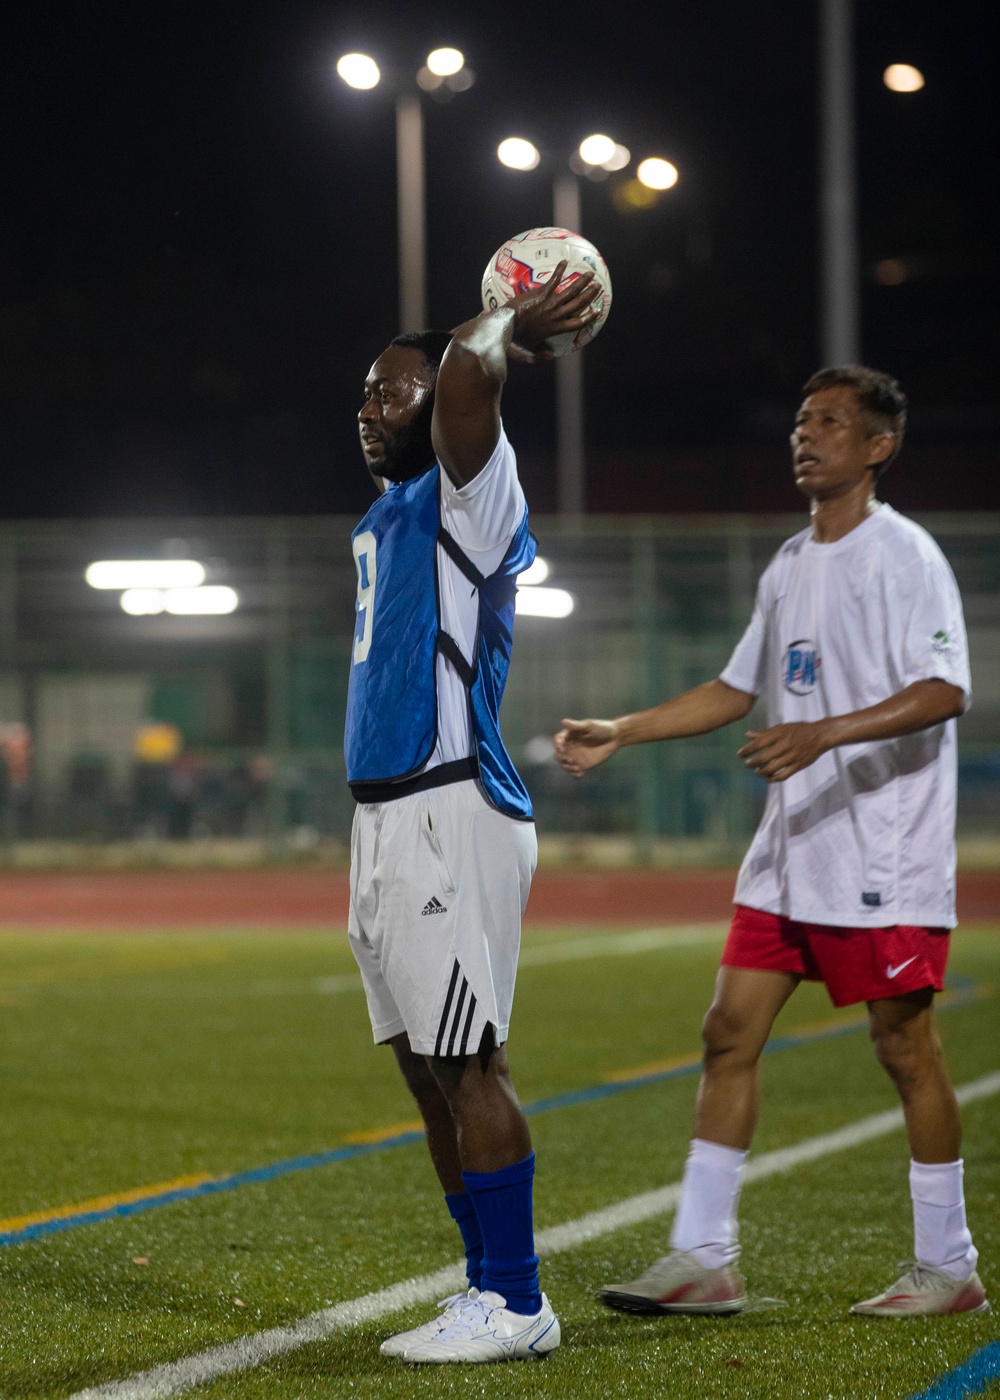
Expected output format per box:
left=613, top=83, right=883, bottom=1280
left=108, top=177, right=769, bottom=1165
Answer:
left=424, top=427, right=526, bottom=771
left=721, top=505, right=971, bottom=928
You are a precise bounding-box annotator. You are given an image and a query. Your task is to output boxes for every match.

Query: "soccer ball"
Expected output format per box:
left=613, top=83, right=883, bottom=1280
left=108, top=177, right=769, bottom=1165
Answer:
left=480, top=227, right=612, bottom=356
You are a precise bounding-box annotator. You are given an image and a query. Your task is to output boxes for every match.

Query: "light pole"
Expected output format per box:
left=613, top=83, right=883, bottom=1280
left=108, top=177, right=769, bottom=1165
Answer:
left=552, top=172, right=584, bottom=514
left=819, top=0, right=859, bottom=365
left=336, top=47, right=474, bottom=334
left=497, top=136, right=678, bottom=514
left=818, top=2, right=927, bottom=366
left=395, top=93, right=426, bottom=331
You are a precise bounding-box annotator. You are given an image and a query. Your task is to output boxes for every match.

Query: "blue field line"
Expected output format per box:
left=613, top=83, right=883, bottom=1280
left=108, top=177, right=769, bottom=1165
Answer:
left=525, top=977, right=977, bottom=1116
left=523, top=1019, right=864, bottom=1115
left=909, top=1342, right=1000, bottom=1400
left=0, top=1132, right=426, bottom=1247
left=0, top=977, right=980, bottom=1250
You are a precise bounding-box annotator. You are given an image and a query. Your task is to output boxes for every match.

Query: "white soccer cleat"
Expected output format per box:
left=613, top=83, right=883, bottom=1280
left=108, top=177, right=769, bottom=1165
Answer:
left=850, top=1262, right=989, bottom=1317
left=380, top=1290, right=480, bottom=1358
left=600, top=1250, right=747, bottom=1315
left=399, top=1289, right=560, bottom=1363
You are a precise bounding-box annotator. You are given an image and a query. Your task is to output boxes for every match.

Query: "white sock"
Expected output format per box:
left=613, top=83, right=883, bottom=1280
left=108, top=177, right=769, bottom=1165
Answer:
left=910, top=1159, right=978, bottom=1282
left=670, top=1138, right=748, bottom=1269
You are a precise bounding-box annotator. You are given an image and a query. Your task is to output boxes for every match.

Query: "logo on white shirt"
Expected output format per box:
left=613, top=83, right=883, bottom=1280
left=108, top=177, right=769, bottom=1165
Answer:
left=931, top=629, right=954, bottom=655
left=783, top=639, right=821, bottom=695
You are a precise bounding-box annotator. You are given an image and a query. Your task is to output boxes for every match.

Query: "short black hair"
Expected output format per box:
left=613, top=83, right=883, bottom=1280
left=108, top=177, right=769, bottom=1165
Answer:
left=389, top=330, right=454, bottom=373
left=802, top=364, right=908, bottom=477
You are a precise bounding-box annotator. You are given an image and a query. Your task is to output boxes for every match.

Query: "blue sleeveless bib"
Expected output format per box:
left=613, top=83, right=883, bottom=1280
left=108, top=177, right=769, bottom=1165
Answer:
left=344, top=464, right=536, bottom=820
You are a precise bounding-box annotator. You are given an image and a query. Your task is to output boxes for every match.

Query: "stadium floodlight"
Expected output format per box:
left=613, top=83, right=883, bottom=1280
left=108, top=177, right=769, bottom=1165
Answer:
left=578, top=133, right=616, bottom=167
left=418, top=55, right=475, bottom=92
left=86, top=560, right=206, bottom=590
left=120, top=585, right=238, bottom=616
left=426, top=47, right=464, bottom=76
left=602, top=143, right=631, bottom=172
left=120, top=589, right=165, bottom=615
left=516, top=556, right=550, bottom=586
left=336, top=53, right=381, bottom=90
left=515, top=586, right=574, bottom=618
left=164, top=586, right=239, bottom=615
left=498, top=137, right=541, bottom=171
left=637, top=157, right=679, bottom=190
left=883, top=63, right=925, bottom=92
left=337, top=49, right=473, bottom=332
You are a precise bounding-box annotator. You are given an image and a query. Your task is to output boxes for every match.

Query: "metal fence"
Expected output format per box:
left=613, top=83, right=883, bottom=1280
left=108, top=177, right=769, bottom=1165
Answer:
left=1, top=514, right=997, bottom=852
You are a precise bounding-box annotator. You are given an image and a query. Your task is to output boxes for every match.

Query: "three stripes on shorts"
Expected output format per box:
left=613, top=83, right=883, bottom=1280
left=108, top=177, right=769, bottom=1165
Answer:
left=435, top=959, right=478, bottom=1058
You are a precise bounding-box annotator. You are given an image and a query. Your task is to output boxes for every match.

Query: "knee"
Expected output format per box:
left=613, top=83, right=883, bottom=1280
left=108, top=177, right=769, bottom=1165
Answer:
left=394, top=1045, right=448, bottom=1113
left=430, top=1044, right=512, bottom=1117
left=408, top=1068, right=448, bottom=1113
left=701, top=1002, right=755, bottom=1068
left=871, top=1024, right=938, bottom=1096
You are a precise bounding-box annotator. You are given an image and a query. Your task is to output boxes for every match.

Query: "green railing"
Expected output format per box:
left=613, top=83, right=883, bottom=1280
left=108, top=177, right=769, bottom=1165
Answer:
left=0, top=514, right=997, bottom=850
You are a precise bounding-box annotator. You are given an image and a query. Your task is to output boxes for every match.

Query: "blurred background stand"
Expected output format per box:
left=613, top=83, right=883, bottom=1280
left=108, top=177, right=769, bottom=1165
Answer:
left=0, top=513, right=996, bottom=865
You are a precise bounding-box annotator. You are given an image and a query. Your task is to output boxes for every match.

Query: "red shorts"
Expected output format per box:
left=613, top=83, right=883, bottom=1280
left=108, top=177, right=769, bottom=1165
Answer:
left=722, top=905, right=951, bottom=1008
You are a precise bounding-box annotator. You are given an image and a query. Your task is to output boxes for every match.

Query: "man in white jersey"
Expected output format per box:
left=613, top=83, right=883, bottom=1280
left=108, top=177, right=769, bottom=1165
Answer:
left=345, top=265, right=598, bottom=1363
left=555, top=366, right=987, bottom=1319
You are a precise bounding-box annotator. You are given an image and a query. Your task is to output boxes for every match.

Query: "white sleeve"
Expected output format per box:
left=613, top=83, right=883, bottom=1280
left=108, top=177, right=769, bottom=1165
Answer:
left=719, top=569, right=772, bottom=697
left=892, top=548, right=972, bottom=707
left=438, top=426, right=526, bottom=557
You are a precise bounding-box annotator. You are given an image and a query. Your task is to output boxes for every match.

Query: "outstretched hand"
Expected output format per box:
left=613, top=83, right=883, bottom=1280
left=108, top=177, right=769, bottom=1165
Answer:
left=553, top=717, right=621, bottom=777
left=738, top=721, right=831, bottom=782
left=509, top=261, right=601, bottom=361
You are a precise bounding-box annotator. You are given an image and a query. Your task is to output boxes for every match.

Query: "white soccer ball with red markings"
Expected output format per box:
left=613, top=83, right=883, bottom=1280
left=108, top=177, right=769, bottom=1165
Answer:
left=480, top=227, right=612, bottom=356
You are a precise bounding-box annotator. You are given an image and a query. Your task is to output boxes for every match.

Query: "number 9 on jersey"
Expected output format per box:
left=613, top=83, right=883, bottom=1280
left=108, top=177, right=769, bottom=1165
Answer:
left=352, top=531, right=377, bottom=664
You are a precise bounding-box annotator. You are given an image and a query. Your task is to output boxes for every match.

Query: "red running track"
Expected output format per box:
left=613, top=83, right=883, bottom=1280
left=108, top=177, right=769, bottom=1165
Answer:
left=0, top=869, right=997, bottom=928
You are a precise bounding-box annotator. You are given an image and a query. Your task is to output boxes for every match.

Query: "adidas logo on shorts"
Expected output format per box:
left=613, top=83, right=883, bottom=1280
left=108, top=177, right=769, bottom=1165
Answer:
left=421, top=896, right=448, bottom=916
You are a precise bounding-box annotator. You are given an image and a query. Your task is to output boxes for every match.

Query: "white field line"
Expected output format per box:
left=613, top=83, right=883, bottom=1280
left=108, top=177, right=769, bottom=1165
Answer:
left=25, top=926, right=728, bottom=999
left=68, top=1068, right=1000, bottom=1400
left=519, top=924, right=727, bottom=968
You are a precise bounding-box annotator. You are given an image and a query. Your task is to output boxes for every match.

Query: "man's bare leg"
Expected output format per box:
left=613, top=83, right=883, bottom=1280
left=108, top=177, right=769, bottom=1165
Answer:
left=667, top=965, right=800, bottom=1267
left=390, top=1030, right=539, bottom=1315
left=600, top=965, right=801, bottom=1309
left=867, top=989, right=960, bottom=1162
left=388, top=1032, right=488, bottom=1300
left=693, top=965, right=801, bottom=1148
left=862, top=988, right=979, bottom=1290
left=426, top=1032, right=532, bottom=1174
left=427, top=1030, right=540, bottom=1316
left=389, top=1032, right=464, bottom=1192
left=390, top=1030, right=532, bottom=1179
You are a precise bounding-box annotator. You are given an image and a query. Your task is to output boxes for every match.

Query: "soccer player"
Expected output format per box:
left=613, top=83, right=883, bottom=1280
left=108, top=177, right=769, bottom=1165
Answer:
left=554, top=367, right=987, bottom=1319
left=345, top=267, right=598, bottom=1363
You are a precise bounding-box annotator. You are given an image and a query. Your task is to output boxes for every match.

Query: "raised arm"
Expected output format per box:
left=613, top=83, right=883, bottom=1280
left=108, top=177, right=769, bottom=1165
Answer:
left=554, top=680, right=755, bottom=778
left=432, top=263, right=599, bottom=488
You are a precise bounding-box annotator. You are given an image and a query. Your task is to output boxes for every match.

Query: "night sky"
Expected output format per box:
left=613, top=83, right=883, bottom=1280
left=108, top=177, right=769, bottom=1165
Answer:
left=3, top=0, right=997, bottom=519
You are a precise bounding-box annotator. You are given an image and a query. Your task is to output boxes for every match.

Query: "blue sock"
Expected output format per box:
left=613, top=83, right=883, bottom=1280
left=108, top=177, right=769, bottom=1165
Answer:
left=445, top=1191, right=484, bottom=1291
left=462, top=1152, right=541, bottom=1315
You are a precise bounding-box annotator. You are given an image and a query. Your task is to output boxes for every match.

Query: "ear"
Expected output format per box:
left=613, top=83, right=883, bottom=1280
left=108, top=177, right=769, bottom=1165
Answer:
left=865, top=432, right=895, bottom=469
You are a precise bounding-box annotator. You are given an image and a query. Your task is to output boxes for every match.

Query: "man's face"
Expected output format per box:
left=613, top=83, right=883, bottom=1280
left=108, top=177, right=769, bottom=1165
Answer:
left=789, top=385, right=893, bottom=500
left=358, top=346, right=437, bottom=483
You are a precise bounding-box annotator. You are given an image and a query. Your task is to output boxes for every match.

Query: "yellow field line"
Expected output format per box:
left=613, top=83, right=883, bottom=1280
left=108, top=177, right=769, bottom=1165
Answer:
left=0, top=1173, right=216, bottom=1233
left=0, top=948, right=228, bottom=989
left=601, top=981, right=997, bottom=1086
left=6, top=983, right=994, bottom=1237
left=603, top=1050, right=703, bottom=1083
left=342, top=1119, right=424, bottom=1145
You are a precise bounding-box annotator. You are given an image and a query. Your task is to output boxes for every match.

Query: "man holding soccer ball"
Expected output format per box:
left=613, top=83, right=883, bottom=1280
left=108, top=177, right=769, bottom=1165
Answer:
left=555, top=366, right=986, bottom=1321
left=344, top=252, right=599, bottom=1363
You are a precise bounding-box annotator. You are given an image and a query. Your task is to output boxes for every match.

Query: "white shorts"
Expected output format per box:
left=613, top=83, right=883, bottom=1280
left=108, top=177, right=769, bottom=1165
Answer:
left=348, top=779, right=537, bottom=1057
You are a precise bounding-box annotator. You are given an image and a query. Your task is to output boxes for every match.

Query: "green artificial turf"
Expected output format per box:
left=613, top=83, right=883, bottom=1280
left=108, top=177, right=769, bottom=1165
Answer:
left=0, top=924, right=998, bottom=1399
